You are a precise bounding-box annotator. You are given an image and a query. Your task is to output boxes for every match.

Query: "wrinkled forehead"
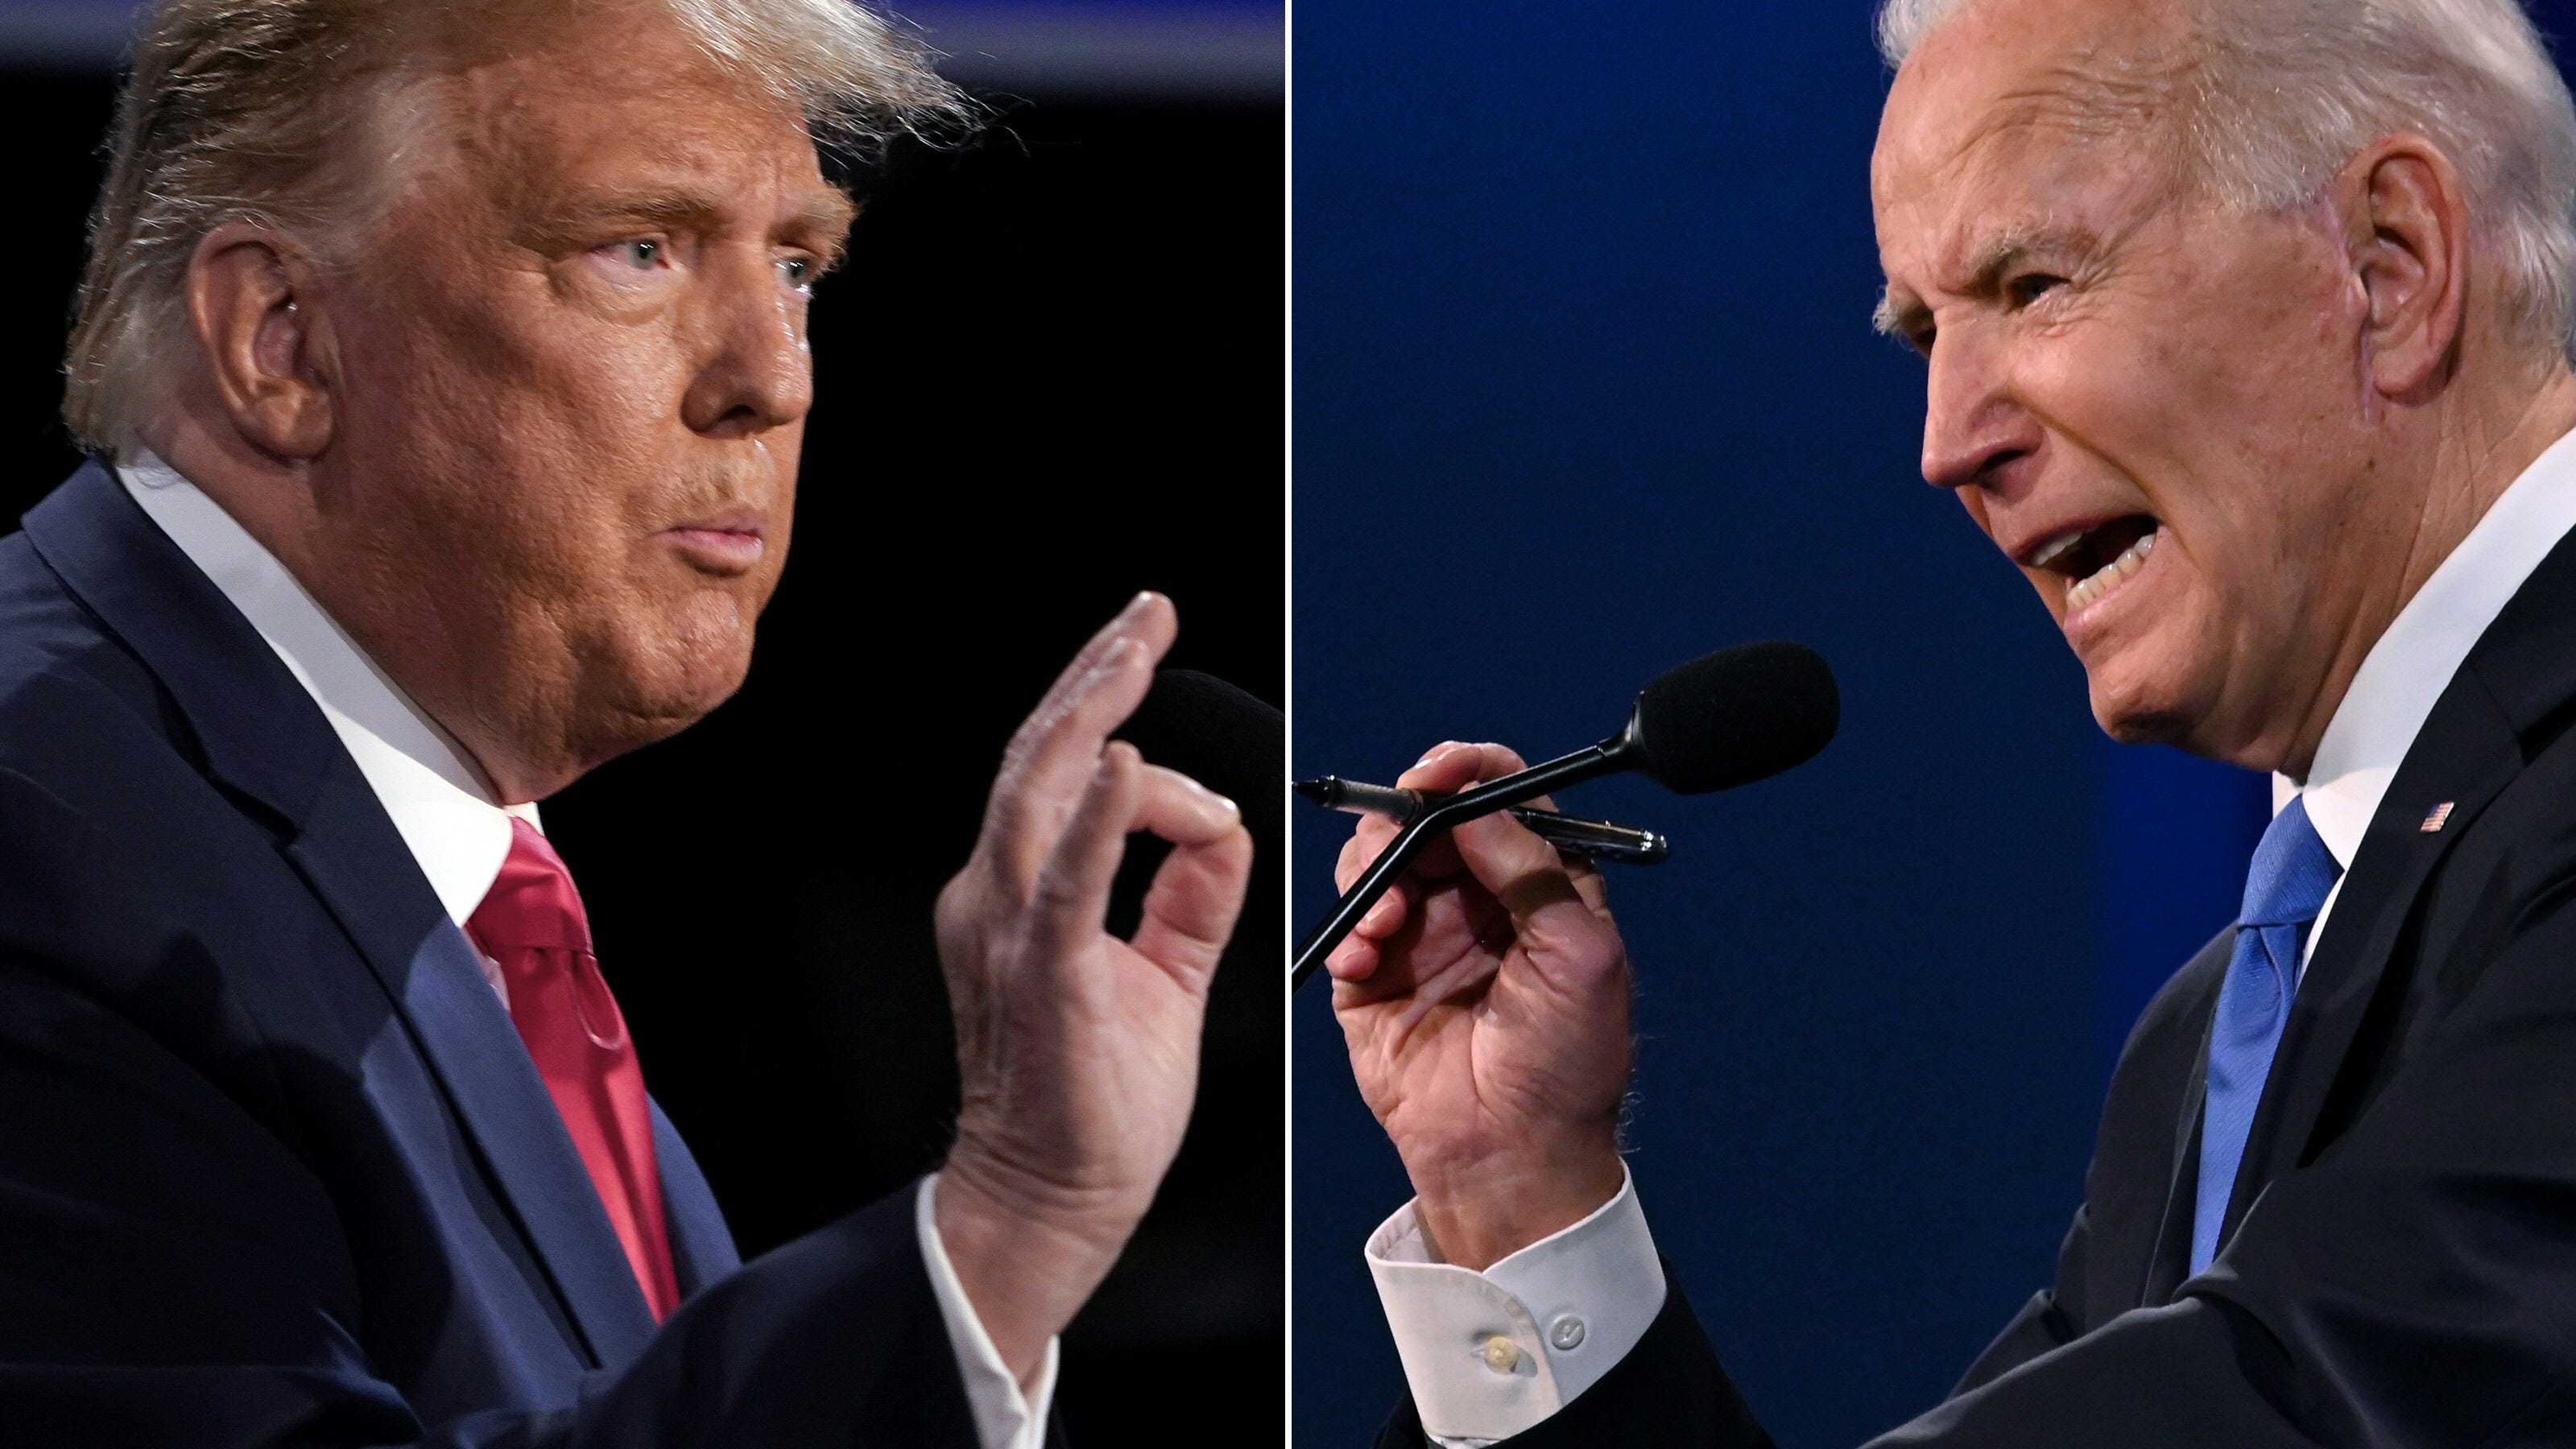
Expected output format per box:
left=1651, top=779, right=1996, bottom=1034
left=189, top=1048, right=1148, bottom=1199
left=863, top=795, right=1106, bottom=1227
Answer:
left=449, top=34, right=817, bottom=179
left=345, top=5, right=836, bottom=236
left=1872, top=0, right=2198, bottom=287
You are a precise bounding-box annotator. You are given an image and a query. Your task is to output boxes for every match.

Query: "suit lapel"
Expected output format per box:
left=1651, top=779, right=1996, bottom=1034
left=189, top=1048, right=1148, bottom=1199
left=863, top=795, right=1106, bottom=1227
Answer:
left=20, top=463, right=328, bottom=827
left=2224, top=718, right=2513, bottom=1240
left=2140, top=994, right=2216, bottom=1307
left=22, top=463, right=658, bottom=1367
left=2217, top=520, right=2576, bottom=1252
left=284, top=770, right=660, bottom=1364
left=651, top=1100, right=743, bottom=1295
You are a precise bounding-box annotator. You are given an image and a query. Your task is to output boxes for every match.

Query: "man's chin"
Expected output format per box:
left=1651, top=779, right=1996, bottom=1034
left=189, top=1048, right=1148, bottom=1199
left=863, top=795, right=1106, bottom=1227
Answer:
left=2082, top=655, right=2208, bottom=749
left=575, top=631, right=759, bottom=764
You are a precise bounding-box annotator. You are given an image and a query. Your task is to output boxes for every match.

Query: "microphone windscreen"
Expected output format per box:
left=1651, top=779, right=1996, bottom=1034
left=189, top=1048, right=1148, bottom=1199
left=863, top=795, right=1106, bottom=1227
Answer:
left=1630, top=642, right=1838, bottom=795
left=1118, top=668, right=1283, bottom=787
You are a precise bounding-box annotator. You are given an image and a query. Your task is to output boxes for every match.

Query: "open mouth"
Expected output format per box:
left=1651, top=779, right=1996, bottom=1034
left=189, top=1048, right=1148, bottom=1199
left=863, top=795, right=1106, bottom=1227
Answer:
left=2028, top=514, right=2160, bottom=614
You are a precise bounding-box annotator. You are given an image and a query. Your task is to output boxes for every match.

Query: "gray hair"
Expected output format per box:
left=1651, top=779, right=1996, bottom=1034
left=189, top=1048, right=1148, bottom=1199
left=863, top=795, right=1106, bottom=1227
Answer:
left=64, top=0, right=972, bottom=458
left=1876, top=0, right=2576, bottom=361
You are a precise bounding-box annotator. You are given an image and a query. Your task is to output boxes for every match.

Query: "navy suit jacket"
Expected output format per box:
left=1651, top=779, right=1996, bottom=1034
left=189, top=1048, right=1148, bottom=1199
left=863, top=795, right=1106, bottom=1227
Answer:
left=1385, top=514, right=2576, bottom=1447
left=0, top=463, right=993, bottom=1447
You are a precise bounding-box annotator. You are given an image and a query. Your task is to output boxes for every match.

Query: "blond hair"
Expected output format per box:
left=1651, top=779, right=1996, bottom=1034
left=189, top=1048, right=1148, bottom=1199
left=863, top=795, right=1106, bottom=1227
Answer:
left=64, top=0, right=970, bottom=456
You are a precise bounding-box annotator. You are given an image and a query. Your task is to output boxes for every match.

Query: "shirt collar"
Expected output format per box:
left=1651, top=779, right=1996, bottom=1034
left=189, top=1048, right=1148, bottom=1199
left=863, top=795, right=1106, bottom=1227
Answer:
left=2286, top=422, right=2576, bottom=866
left=115, top=451, right=536, bottom=927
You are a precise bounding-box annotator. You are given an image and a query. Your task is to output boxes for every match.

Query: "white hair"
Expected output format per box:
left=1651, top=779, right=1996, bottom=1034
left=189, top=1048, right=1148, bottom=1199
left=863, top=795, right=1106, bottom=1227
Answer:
left=64, top=0, right=973, bottom=457
left=1877, top=0, right=2576, bottom=360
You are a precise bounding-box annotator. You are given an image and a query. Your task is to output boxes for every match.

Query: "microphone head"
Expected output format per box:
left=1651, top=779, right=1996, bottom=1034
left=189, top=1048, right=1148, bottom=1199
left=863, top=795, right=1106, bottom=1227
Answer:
left=1626, top=642, right=1838, bottom=795
left=1118, top=669, right=1284, bottom=805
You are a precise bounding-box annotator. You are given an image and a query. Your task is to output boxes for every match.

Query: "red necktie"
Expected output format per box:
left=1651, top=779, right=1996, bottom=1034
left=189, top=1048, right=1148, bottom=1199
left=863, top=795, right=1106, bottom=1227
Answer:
left=465, top=818, right=681, bottom=1321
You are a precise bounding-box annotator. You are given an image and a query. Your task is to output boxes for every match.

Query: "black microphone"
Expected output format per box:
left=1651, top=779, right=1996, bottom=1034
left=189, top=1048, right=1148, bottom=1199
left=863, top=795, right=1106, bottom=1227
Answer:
left=1290, top=641, right=1839, bottom=989
left=1110, top=665, right=1283, bottom=970
left=1295, top=775, right=1671, bottom=866
left=1119, top=667, right=1283, bottom=775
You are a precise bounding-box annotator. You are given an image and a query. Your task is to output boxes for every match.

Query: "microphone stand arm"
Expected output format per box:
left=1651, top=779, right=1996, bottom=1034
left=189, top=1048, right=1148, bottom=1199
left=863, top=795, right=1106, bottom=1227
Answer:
left=1289, top=731, right=1635, bottom=991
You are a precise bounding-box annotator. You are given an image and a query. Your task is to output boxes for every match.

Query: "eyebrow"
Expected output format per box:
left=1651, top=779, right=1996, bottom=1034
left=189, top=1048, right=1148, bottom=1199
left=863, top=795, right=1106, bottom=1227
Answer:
left=531, top=182, right=860, bottom=266
left=1871, top=220, right=2102, bottom=341
left=786, top=186, right=862, bottom=265
left=1871, top=286, right=1922, bottom=341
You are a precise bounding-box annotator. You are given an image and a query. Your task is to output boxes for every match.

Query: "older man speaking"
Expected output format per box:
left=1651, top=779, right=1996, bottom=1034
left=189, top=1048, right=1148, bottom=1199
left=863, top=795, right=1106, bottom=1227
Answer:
left=1329, top=0, right=2576, bottom=1443
left=0, top=2, right=1254, bottom=1447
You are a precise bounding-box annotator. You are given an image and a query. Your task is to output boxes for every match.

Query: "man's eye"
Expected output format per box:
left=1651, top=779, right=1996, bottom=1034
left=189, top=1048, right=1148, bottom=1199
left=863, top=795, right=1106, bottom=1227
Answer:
left=779, top=257, right=813, bottom=288
left=613, top=240, right=660, bottom=270
left=2007, top=272, right=2066, bottom=308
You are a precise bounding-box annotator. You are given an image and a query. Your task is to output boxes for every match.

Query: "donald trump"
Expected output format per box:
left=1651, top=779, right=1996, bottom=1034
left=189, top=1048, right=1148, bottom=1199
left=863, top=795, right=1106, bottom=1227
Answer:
left=0, top=2, right=1254, bottom=1446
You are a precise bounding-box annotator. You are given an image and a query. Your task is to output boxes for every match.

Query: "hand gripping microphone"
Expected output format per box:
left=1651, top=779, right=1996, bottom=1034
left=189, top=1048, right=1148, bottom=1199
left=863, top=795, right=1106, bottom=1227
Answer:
left=1289, top=642, right=1840, bottom=990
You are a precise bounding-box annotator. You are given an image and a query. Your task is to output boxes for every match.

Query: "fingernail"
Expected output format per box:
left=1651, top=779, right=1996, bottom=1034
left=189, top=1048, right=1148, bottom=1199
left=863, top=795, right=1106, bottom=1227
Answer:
left=1121, top=590, right=1156, bottom=618
left=1416, top=741, right=1458, bottom=766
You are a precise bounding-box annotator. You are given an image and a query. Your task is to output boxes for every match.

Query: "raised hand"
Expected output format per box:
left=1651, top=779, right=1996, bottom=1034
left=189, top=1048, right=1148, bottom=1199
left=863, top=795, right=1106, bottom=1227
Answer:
left=931, top=592, right=1255, bottom=1381
left=1329, top=742, right=1634, bottom=1269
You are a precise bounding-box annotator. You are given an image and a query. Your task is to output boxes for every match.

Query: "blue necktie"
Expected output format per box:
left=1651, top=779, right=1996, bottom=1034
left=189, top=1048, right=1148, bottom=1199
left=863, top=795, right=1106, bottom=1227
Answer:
left=2191, top=795, right=2341, bottom=1275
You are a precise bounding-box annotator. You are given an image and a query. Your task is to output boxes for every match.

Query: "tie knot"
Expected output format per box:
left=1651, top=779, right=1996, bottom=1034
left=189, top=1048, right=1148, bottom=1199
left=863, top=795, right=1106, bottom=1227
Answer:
left=2242, top=795, right=2341, bottom=930
left=467, top=817, right=592, bottom=953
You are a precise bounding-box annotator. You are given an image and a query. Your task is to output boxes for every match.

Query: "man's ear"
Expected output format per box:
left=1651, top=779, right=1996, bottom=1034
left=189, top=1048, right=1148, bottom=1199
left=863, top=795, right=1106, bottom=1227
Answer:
left=2338, top=134, right=2472, bottom=402
left=184, top=223, right=337, bottom=459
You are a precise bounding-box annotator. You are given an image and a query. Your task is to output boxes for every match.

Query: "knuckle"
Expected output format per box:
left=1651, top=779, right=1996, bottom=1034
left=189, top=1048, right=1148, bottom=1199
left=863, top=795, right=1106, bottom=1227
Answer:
left=1031, top=869, right=1087, bottom=921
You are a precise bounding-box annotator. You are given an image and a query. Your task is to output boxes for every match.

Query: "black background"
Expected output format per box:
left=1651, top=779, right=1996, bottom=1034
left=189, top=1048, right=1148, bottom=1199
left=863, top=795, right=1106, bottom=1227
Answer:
left=0, top=68, right=1282, bottom=1442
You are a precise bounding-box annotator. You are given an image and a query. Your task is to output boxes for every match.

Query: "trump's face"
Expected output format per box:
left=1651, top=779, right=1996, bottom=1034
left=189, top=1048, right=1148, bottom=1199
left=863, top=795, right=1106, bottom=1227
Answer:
left=310, top=10, right=852, bottom=795
left=1870, top=0, right=2400, bottom=770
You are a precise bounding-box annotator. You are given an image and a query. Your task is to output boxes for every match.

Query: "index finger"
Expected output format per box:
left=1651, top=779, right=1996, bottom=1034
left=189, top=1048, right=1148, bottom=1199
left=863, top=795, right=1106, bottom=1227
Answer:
left=1028, top=592, right=1178, bottom=729
left=1405, top=741, right=1612, bottom=917
left=1398, top=742, right=1552, bottom=808
left=1333, top=782, right=1472, bottom=894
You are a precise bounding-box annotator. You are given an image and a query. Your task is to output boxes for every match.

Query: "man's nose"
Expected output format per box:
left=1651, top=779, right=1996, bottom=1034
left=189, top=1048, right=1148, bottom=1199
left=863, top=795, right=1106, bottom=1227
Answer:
left=681, top=258, right=815, bottom=439
left=1918, top=326, right=2036, bottom=492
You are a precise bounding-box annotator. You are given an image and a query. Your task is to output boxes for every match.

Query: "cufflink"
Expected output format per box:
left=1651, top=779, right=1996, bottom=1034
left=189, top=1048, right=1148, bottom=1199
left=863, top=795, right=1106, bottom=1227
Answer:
left=1479, top=1335, right=1521, bottom=1373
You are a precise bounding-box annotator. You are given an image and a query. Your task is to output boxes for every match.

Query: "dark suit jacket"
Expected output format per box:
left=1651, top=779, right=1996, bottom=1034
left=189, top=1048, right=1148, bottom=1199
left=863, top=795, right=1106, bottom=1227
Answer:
left=1385, top=518, right=2576, bottom=1447
left=0, top=463, right=1003, bottom=1447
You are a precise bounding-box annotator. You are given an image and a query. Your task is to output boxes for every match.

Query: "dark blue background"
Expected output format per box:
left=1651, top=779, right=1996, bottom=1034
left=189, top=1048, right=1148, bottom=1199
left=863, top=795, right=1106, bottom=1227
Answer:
left=1292, top=2, right=2576, bottom=1443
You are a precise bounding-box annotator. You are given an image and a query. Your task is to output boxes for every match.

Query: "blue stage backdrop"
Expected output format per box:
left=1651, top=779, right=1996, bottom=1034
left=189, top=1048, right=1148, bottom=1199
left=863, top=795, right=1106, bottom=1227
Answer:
left=1292, top=1, right=2576, bottom=1443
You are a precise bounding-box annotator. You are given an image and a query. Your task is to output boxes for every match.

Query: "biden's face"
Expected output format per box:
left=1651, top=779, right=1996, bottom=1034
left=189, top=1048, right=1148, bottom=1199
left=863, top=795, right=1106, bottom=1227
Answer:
left=316, top=13, right=854, bottom=790
left=1869, top=0, right=2398, bottom=770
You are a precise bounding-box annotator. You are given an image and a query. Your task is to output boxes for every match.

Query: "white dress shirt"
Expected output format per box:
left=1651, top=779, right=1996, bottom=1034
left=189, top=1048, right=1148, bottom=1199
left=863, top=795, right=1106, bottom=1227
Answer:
left=118, top=453, right=1056, bottom=1449
left=1369, top=421, right=2576, bottom=1447
left=2285, top=421, right=2576, bottom=960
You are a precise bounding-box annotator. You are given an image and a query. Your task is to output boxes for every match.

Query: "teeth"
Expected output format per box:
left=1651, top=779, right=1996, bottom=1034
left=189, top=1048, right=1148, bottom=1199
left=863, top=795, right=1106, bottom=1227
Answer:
left=2063, top=527, right=2157, bottom=613
left=2031, top=530, right=2084, bottom=571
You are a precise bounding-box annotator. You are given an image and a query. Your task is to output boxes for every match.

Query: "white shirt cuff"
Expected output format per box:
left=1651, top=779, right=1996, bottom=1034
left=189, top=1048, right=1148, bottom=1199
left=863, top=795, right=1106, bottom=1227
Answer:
left=916, top=1176, right=1060, bottom=1449
left=1364, top=1166, right=1665, bottom=1447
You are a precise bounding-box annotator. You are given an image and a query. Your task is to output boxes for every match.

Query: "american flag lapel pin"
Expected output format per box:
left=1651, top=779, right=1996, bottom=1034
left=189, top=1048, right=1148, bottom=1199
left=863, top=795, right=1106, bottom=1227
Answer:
left=2421, top=802, right=2456, bottom=833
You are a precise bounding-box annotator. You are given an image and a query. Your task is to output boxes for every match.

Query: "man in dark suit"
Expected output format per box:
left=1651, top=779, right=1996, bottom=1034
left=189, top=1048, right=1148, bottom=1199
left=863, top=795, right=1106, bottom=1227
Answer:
left=0, top=2, right=1253, bottom=1446
left=1325, top=0, right=2576, bottom=1443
